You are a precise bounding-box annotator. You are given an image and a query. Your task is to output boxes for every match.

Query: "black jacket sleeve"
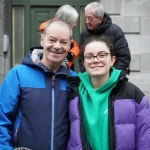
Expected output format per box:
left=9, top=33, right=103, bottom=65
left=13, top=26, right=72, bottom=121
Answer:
left=78, top=31, right=86, bottom=73
left=113, top=28, right=131, bottom=74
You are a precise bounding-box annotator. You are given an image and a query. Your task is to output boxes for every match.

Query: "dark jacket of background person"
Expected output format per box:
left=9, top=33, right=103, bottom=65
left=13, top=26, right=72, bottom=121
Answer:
left=0, top=46, right=77, bottom=150
left=79, top=12, right=131, bottom=74
left=66, top=72, right=150, bottom=150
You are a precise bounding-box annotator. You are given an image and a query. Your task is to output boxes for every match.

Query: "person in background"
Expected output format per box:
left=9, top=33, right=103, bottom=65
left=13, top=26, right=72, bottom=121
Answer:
left=37, top=4, right=79, bottom=70
left=67, top=35, right=150, bottom=150
left=0, top=20, right=77, bottom=150
left=79, top=2, right=131, bottom=76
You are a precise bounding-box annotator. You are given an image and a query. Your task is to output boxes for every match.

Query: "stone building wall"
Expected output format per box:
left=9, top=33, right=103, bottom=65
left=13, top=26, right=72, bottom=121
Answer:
left=0, top=0, right=10, bottom=83
left=101, top=0, right=150, bottom=102
left=0, top=0, right=5, bottom=82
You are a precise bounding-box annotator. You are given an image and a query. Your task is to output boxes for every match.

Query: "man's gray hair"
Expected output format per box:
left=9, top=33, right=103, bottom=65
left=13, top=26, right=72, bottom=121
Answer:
left=43, top=20, right=72, bottom=39
left=55, top=5, right=78, bottom=26
left=85, top=2, right=104, bottom=18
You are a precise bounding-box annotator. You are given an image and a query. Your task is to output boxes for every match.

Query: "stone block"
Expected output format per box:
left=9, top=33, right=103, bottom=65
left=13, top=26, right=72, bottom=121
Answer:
left=0, top=2, right=3, bottom=20
left=141, top=53, right=150, bottom=72
left=130, top=54, right=140, bottom=71
left=141, top=17, right=150, bottom=35
left=0, top=74, right=4, bottom=84
left=121, top=0, right=150, bottom=16
left=111, top=16, right=140, bottom=33
left=101, top=0, right=121, bottom=14
left=4, top=54, right=10, bottom=74
left=0, top=22, right=3, bottom=54
left=143, top=91, right=150, bottom=104
left=128, top=72, right=150, bottom=91
left=0, top=55, right=4, bottom=75
left=125, top=35, right=150, bottom=53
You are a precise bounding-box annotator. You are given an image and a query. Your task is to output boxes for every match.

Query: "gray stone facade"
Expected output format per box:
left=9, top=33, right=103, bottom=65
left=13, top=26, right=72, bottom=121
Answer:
left=101, top=0, right=150, bottom=102
left=0, top=0, right=10, bottom=83
left=0, top=0, right=150, bottom=102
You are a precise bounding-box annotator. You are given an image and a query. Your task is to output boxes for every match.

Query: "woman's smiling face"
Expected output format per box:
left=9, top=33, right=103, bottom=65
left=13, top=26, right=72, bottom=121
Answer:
left=83, top=41, right=116, bottom=78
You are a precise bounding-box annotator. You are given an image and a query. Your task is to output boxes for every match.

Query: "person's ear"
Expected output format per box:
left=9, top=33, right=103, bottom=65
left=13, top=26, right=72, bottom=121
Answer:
left=111, top=56, right=116, bottom=66
left=40, top=34, right=44, bottom=46
left=99, top=16, right=103, bottom=24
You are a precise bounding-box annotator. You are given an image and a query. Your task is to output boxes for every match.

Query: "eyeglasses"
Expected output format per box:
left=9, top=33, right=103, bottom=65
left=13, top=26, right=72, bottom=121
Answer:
left=84, top=51, right=111, bottom=63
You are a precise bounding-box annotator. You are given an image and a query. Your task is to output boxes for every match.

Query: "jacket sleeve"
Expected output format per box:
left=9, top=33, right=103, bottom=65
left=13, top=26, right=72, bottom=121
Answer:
left=0, top=68, right=20, bottom=149
left=39, top=21, right=47, bottom=32
left=67, top=39, right=80, bottom=68
left=69, top=39, right=80, bottom=60
left=136, top=96, right=150, bottom=149
left=113, top=28, right=131, bottom=74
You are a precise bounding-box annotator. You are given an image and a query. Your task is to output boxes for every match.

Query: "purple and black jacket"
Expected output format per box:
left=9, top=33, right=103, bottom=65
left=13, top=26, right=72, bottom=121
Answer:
left=66, top=75, right=150, bottom=150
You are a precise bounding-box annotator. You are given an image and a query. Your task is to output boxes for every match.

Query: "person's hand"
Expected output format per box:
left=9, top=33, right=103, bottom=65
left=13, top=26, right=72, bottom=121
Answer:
left=62, top=58, right=69, bottom=68
left=66, top=52, right=74, bottom=61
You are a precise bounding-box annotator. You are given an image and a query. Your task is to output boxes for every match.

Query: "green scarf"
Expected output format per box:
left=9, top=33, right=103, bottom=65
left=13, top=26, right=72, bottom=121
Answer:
left=78, top=67, right=121, bottom=150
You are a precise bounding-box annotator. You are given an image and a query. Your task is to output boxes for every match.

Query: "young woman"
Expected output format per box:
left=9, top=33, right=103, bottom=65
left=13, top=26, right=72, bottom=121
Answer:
left=67, top=35, right=150, bottom=150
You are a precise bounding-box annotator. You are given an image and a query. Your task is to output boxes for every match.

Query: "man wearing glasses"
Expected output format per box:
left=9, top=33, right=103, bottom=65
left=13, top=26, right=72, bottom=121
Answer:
left=79, top=2, right=131, bottom=77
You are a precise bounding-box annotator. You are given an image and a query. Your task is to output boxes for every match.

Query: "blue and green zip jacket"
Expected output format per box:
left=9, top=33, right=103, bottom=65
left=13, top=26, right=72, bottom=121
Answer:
left=0, top=46, right=77, bottom=150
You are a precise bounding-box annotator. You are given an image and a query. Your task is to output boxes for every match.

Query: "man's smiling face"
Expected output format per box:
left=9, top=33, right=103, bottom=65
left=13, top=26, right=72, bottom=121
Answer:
left=40, top=21, right=71, bottom=70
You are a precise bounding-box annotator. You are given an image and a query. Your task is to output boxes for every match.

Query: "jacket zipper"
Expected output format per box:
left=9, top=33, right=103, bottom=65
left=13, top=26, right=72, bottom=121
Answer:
left=14, top=128, right=18, bottom=148
left=51, top=74, right=55, bottom=150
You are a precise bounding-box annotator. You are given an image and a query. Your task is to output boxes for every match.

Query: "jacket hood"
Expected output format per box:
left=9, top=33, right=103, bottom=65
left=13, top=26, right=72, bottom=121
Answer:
left=78, top=67, right=121, bottom=93
left=22, top=46, right=42, bottom=66
left=21, top=46, right=71, bottom=75
left=67, top=69, right=128, bottom=95
left=87, top=12, right=112, bottom=35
